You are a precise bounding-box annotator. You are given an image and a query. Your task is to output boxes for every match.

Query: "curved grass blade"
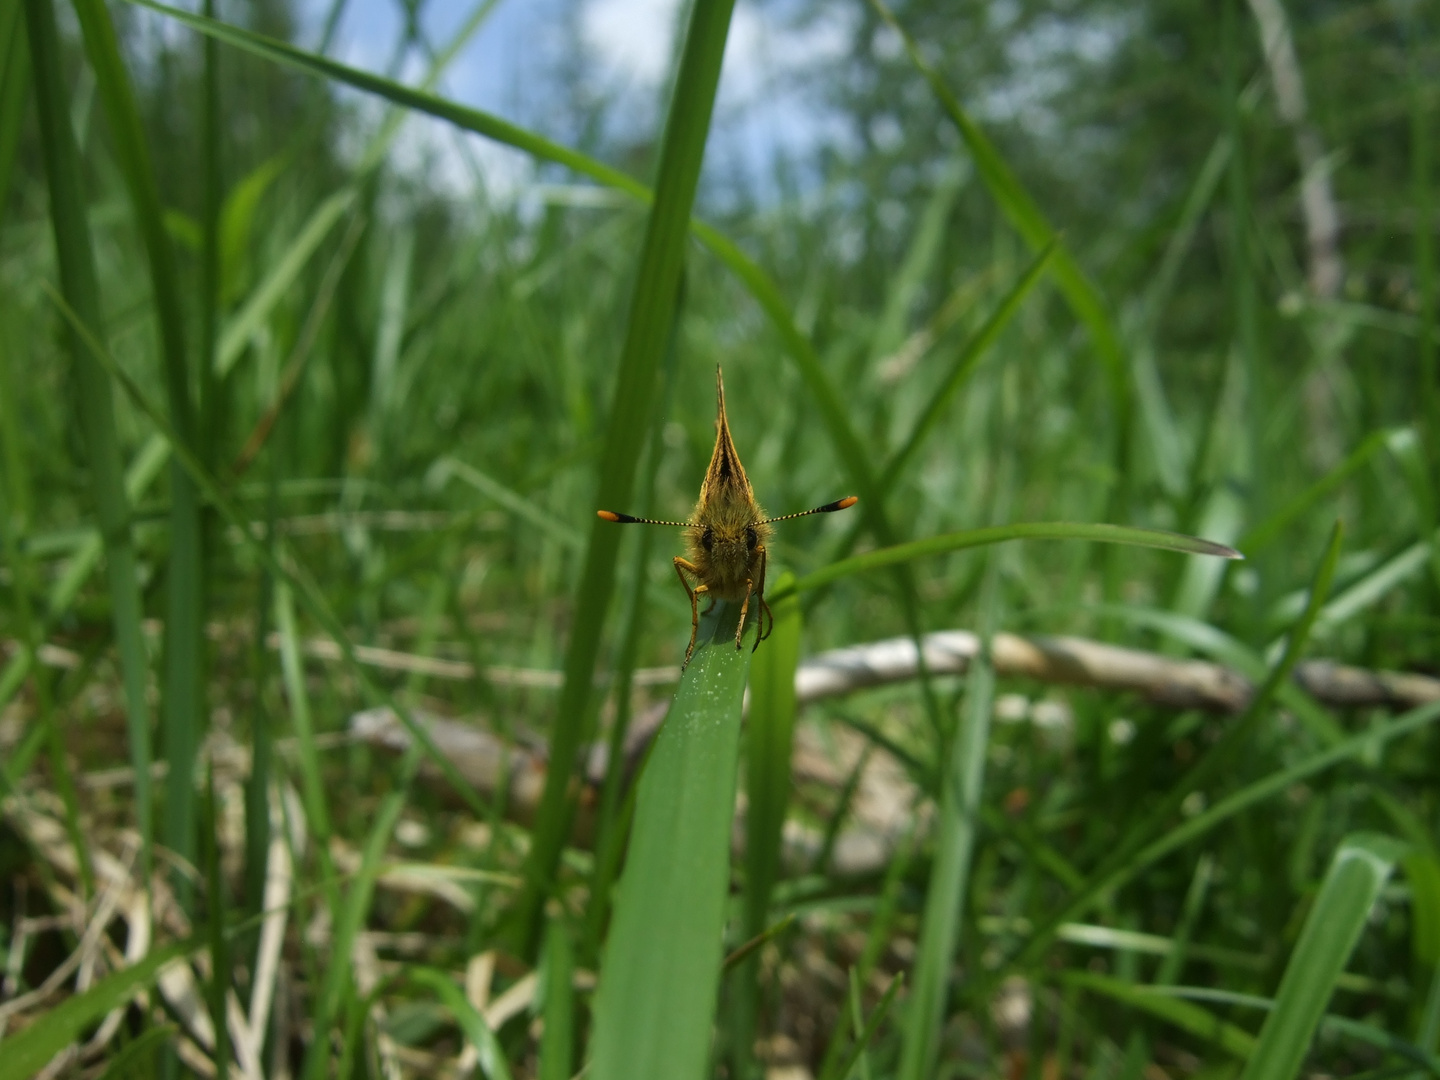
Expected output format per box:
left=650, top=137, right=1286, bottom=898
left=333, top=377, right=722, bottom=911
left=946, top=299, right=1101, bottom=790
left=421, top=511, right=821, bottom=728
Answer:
left=587, top=602, right=750, bottom=1080
left=408, top=968, right=514, bottom=1080
left=1239, top=833, right=1411, bottom=1080
left=1008, top=521, right=1342, bottom=974
left=881, top=239, right=1058, bottom=486
left=863, top=0, right=1125, bottom=408
left=769, top=522, right=1240, bottom=602
left=430, top=456, right=583, bottom=551
left=25, top=0, right=155, bottom=882
left=1238, top=428, right=1391, bottom=553
left=1062, top=971, right=1257, bottom=1059
left=0, top=941, right=193, bottom=1080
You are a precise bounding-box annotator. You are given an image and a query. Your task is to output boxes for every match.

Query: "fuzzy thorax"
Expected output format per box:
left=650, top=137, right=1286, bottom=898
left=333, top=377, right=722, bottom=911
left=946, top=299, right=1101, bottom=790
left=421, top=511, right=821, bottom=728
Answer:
left=685, top=491, right=772, bottom=602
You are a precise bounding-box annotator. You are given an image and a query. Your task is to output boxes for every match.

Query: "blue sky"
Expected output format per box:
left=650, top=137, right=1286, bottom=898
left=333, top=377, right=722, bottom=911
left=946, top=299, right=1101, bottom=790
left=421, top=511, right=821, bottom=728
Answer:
left=290, top=0, right=857, bottom=201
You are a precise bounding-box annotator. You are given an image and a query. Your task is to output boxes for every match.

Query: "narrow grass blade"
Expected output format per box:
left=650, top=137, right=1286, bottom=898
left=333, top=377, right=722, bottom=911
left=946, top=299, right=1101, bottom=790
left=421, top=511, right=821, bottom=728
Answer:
left=0, top=437, right=167, bottom=713
left=1413, top=18, right=1439, bottom=504
left=733, top=576, right=802, bottom=1079
left=881, top=240, right=1057, bottom=486
left=116, top=0, right=892, bottom=545
left=897, top=559, right=999, bottom=1080
left=409, top=968, right=514, bottom=1080
left=0, top=1, right=28, bottom=209
left=1224, top=0, right=1267, bottom=626
left=515, top=0, right=737, bottom=955
left=302, top=745, right=422, bottom=1080
left=864, top=0, right=1126, bottom=408
left=73, top=0, right=206, bottom=902
left=430, top=456, right=583, bottom=551
left=821, top=972, right=904, bottom=1080
left=588, top=602, right=751, bottom=1080
left=0, top=336, right=90, bottom=890
left=94, top=1024, right=176, bottom=1080
left=25, top=0, right=154, bottom=881
left=1011, top=521, right=1343, bottom=971
left=1062, top=971, right=1256, bottom=1059
left=539, top=918, right=575, bottom=1080
left=770, top=522, right=1240, bottom=602
left=1238, top=429, right=1391, bottom=553
left=42, top=282, right=491, bottom=820
left=1239, top=833, right=1410, bottom=1080
left=0, top=942, right=193, bottom=1080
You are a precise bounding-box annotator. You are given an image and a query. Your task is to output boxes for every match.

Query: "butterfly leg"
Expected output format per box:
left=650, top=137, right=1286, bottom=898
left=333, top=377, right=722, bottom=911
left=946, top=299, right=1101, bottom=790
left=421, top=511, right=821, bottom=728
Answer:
left=735, top=577, right=753, bottom=651
left=674, top=557, right=705, bottom=668
left=753, top=546, right=772, bottom=650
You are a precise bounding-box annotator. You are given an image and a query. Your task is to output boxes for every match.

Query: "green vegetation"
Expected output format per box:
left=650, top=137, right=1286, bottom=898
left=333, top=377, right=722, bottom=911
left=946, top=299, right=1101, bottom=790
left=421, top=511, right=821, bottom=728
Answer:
left=1, top=0, right=1437, bottom=1077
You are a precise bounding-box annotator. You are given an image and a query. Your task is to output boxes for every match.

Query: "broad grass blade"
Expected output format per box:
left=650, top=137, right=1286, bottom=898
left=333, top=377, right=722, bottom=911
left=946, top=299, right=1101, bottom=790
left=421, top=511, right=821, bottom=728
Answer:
left=0, top=942, right=192, bottom=1080
left=588, top=603, right=751, bottom=1080
left=1239, top=833, right=1410, bottom=1080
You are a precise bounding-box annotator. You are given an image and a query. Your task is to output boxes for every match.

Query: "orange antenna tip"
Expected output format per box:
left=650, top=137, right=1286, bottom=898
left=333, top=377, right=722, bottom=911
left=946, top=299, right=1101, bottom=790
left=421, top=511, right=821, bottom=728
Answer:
left=597, top=510, right=622, bottom=521
left=838, top=496, right=859, bottom=509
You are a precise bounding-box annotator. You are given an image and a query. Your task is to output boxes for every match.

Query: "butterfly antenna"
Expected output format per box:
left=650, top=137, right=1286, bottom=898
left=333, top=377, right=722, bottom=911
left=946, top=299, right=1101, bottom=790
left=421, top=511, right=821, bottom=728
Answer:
left=759, top=496, right=858, bottom=525
left=597, top=511, right=692, bottom=526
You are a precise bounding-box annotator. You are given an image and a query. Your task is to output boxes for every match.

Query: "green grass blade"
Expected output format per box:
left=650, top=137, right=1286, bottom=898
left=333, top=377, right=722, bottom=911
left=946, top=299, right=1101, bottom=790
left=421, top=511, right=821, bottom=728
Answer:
left=0, top=437, right=167, bottom=713
left=587, top=602, right=751, bottom=1080
left=1011, top=521, right=1343, bottom=970
left=880, top=240, right=1058, bottom=487
left=1413, top=15, right=1439, bottom=509
left=1238, top=429, right=1391, bottom=553
left=0, top=941, right=193, bottom=1080
left=72, top=0, right=206, bottom=902
left=514, top=0, right=737, bottom=954
left=769, top=522, right=1240, bottom=601
left=821, top=972, right=904, bottom=1080
left=539, top=918, right=576, bottom=1080
left=0, top=0, right=28, bottom=210
left=302, top=746, right=422, bottom=1080
left=1239, top=833, right=1410, bottom=1080
left=25, top=0, right=155, bottom=882
left=430, top=456, right=583, bottom=551
left=1062, top=971, right=1257, bottom=1059
left=408, top=968, right=514, bottom=1080
left=42, top=281, right=491, bottom=822
left=732, top=576, right=802, bottom=1079
left=864, top=0, right=1126, bottom=408
left=94, top=1024, right=176, bottom=1080
left=897, top=561, right=998, bottom=1080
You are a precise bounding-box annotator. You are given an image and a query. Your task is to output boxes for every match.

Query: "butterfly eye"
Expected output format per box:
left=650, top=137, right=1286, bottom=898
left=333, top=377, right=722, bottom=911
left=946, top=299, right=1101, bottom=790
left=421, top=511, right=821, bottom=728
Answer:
left=745, top=526, right=758, bottom=550
left=701, top=526, right=714, bottom=551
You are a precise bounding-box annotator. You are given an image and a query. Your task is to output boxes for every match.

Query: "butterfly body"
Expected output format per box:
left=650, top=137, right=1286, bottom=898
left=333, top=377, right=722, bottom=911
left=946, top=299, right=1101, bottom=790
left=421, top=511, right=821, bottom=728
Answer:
left=599, top=366, right=856, bottom=667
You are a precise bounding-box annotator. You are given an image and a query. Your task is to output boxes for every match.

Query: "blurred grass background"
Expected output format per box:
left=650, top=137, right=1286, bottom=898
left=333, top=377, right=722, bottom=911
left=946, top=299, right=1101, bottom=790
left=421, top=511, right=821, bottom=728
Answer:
left=1, top=0, right=1439, bottom=1076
